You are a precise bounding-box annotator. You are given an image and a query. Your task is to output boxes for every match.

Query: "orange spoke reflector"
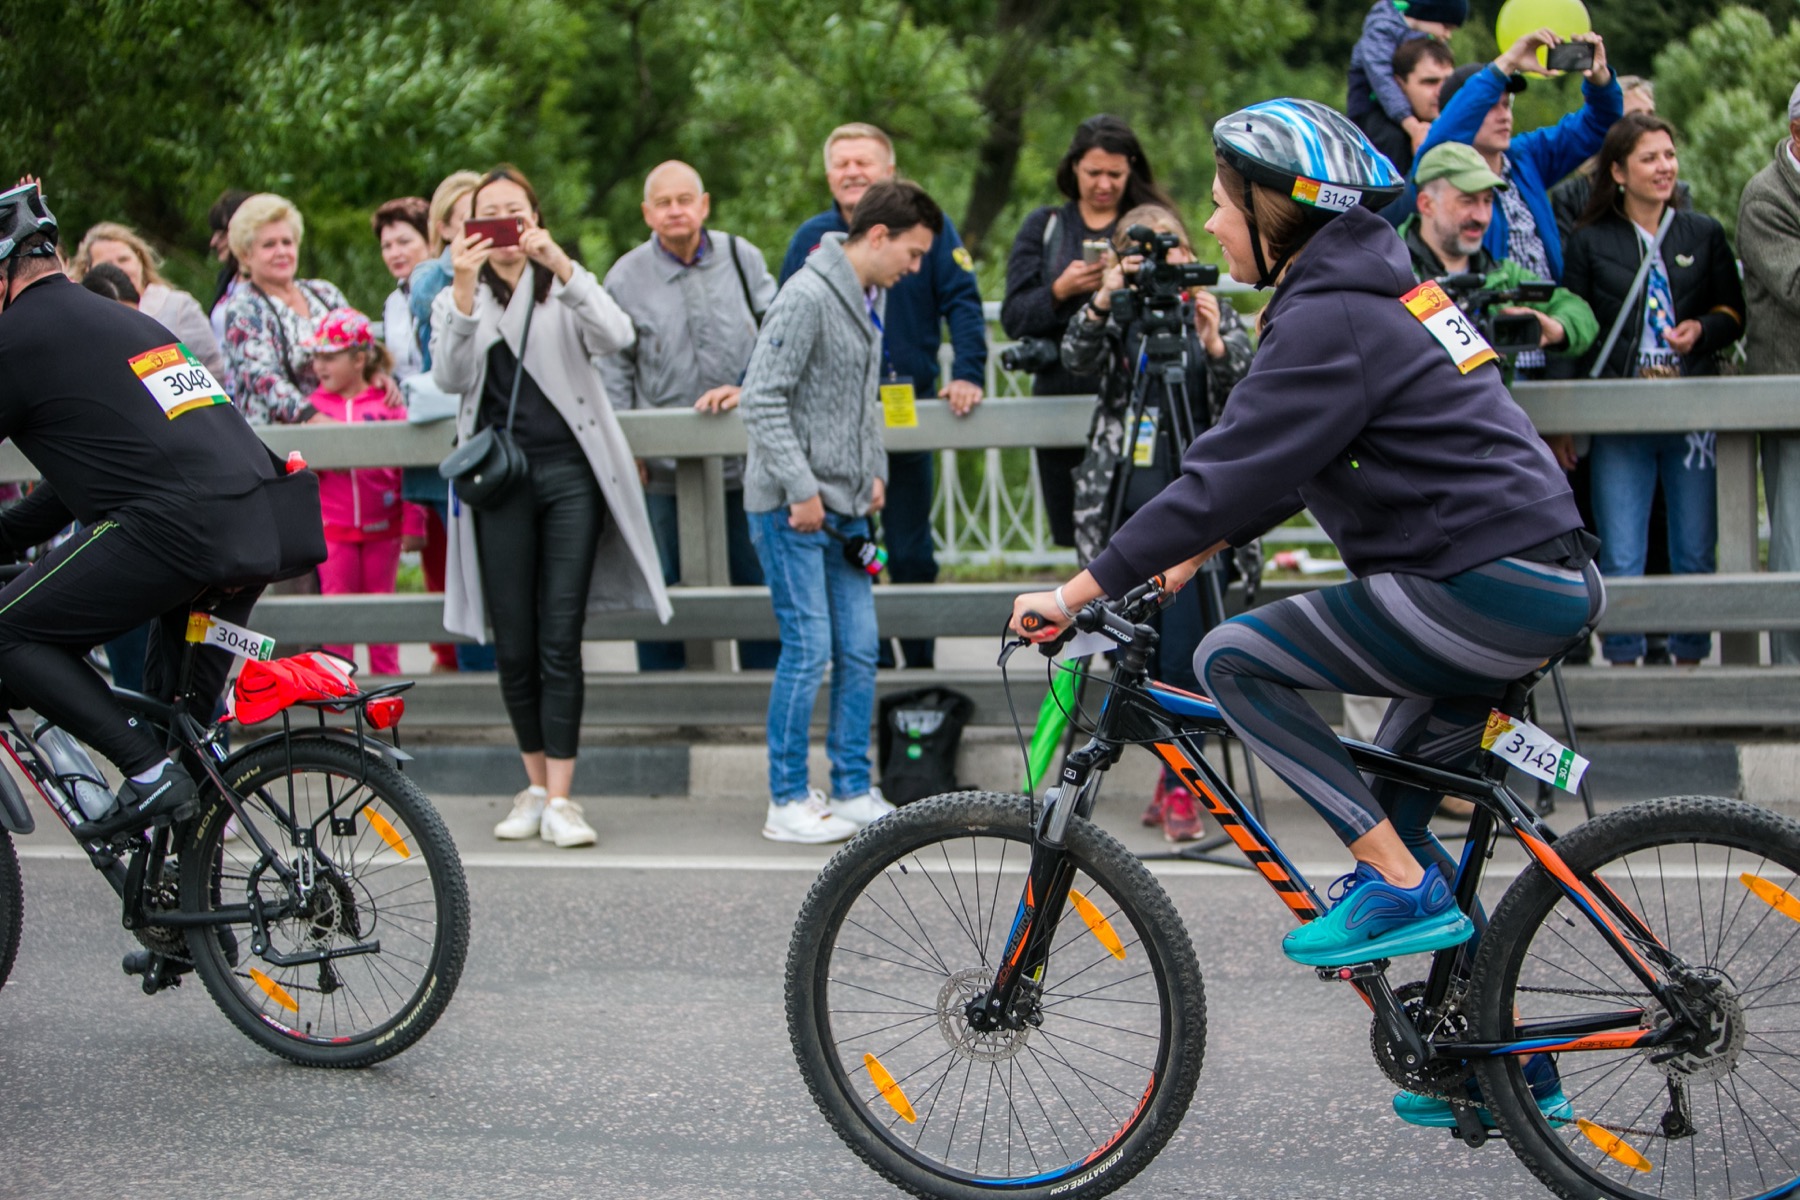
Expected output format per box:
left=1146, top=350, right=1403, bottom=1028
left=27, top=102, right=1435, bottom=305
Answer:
left=1577, top=1119, right=1652, bottom=1173
left=864, top=1053, right=916, bottom=1124
left=1068, top=889, right=1126, bottom=961
left=1741, top=873, right=1800, bottom=924
left=248, top=967, right=300, bottom=1014
left=365, top=809, right=412, bottom=859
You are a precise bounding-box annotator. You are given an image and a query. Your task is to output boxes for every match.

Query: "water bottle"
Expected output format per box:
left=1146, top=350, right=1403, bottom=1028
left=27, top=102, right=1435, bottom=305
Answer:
left=35, top=727, right=117, bottom=822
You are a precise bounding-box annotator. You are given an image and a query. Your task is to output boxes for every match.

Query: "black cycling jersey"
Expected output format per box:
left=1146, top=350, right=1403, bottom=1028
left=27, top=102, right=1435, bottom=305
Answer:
left=0, top=273, right=320, bottom=582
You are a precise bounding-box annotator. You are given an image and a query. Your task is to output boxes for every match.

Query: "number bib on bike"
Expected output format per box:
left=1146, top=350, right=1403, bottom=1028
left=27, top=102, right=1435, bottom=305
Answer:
left=128, top=343, right=231, bottom=420
left=186, top=612, right=278, bottom=661
left=1482, top=709, right=1590, bottom=793
left=1400, top=281, right=1498, bottom=375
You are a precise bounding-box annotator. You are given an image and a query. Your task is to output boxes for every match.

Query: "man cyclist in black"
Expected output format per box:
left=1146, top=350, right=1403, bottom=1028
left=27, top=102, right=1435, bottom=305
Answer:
left=0, top=182, right=324, bottom=839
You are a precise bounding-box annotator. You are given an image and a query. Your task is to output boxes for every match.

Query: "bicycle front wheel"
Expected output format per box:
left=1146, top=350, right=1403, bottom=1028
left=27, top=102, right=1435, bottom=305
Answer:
left=0, top=828, right=19, bottom=992
left=1471, top=797, right=1800, bottom=1200
left=787, top=791, right=1205, bottom=1200
left=180, top=739, right=470, bottom=1067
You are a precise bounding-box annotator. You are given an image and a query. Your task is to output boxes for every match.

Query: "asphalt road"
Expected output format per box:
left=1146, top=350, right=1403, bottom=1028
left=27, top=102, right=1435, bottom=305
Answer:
left=0, top=789, right=1590, bottom=1200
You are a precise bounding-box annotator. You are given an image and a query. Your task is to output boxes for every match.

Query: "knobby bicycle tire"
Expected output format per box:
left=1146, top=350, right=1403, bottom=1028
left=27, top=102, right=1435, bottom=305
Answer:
left=1470, top=796, right=1800, bottom=1200
left=0, top=829, right=19, bottom=992
left=787, top=791, right=1206, bottom=1200
left=180, top=738, right=470, bottom=1067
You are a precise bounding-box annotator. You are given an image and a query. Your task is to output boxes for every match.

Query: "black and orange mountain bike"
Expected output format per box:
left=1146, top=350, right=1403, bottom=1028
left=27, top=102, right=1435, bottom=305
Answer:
left=786, top=579, right=1800, bottom=1200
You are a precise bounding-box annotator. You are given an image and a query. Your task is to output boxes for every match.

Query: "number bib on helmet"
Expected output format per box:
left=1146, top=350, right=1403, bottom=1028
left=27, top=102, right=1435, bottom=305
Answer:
left=1399, top=281, right=1498, bottom=375
left=129, top=343, right=231, bottom=419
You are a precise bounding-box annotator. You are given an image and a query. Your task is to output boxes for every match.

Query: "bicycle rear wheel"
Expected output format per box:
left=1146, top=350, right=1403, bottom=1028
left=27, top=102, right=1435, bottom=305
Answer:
left=787, top=791, right=1205, bottom=1200
left=0, top=829, right=19, bottom=992
left=1471, top=797, right=1800, bottom=1200
left=180, top=739, right=469, bottom=1067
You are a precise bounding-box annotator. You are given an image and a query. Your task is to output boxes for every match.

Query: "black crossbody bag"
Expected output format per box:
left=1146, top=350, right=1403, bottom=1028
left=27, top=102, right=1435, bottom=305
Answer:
left=438, top=287, right=537, bottom=510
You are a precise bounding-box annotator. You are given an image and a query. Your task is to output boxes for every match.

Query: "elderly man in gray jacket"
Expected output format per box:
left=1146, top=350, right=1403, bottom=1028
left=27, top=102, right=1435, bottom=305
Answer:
left=741, top=179, right=943, bottom=843
left=1746, top=82, right=1800, bottom=662
left=600, top=160, right=781, bottom=671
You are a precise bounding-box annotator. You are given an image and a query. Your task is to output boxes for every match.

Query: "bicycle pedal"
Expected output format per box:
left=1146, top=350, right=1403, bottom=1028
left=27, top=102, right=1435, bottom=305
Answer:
left=1314, top=958, right=1392, bottom=983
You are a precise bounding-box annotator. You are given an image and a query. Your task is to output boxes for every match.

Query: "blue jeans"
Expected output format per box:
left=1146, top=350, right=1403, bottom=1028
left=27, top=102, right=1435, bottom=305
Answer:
left=636, top=490, right=781, bottom=671
left=1590, top=432, right=1716, bottom=663
left=748, top=509, right=879, bottom=804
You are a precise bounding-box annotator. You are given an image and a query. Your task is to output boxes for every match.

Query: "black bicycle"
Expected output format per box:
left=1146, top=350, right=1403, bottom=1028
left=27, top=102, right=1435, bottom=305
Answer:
left=0, top=591, right=469, bottom=1067
left=787, top=580, right=1800, bottom=1199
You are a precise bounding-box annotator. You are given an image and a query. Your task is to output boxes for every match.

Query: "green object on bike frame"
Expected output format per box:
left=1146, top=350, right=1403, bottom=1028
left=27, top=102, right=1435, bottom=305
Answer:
left=1022, top=659, right=1084, bottom=793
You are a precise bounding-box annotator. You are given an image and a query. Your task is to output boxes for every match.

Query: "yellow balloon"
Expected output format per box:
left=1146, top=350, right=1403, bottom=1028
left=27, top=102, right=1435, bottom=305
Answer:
left=1494, top=0, right=1592, bottom=68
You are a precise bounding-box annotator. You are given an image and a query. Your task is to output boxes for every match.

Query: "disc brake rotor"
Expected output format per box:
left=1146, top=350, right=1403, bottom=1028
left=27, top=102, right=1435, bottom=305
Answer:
left=938, top=967, right=1032, bottom=1064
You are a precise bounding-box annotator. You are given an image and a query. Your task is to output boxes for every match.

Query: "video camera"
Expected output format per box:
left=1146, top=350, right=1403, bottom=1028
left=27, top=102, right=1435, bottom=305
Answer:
left=1101, top=224, right=1216, bottom=336
left=1436, top=272, right=1556, bottom=359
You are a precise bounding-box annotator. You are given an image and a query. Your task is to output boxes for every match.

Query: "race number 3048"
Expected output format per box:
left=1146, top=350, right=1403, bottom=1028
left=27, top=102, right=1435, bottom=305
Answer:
left=129, top=343, right=231, bottom=420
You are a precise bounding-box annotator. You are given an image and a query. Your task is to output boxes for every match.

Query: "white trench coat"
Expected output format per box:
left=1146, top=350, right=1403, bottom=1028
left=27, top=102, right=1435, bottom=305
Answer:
left=431, top=265, right=673, bottom=640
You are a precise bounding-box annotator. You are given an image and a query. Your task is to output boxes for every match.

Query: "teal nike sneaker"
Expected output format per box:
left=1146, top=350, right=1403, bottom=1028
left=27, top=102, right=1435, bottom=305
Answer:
left=1393, top=1055, right=1573, bottom=1129
left=1282, top=862, right=1472, bottom=967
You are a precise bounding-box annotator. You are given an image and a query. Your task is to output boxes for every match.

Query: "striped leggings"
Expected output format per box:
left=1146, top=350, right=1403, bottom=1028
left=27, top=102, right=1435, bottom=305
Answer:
left=1197, top=557, right=1604, bottom=870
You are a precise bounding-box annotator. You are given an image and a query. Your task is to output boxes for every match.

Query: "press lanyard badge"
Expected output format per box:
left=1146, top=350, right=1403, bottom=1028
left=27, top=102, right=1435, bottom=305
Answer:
left=881, top=376, right=918, bottom=429
left=1481, top=709, right=1590, bottom=793
left=129, top=343, right=231, bottom=419
left=186, top=613, right=278, bottom=661
left=1399, top=281, right=1498, bottom=375
left=1132, top=408, right=1160, bottom=468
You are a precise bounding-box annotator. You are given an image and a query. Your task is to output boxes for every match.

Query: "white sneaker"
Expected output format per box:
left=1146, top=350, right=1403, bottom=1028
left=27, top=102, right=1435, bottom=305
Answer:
left=763, top=790, right=859, bottom=844
left=494, top=789, right=546, bottom=840
left=830, top=786, right=896, bottom=828
left=540, top=797, right=597, bottom=848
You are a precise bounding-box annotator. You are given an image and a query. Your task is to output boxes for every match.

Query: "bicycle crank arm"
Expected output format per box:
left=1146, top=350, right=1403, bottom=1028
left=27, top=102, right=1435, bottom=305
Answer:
left=255, top=938, right=381, bottom=969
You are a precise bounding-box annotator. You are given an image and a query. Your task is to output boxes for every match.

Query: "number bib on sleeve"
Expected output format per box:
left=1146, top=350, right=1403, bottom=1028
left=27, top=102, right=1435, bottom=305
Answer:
left=129, top=343, right=231, bottom=419
left=1399, top=282, right=1498, bottom=375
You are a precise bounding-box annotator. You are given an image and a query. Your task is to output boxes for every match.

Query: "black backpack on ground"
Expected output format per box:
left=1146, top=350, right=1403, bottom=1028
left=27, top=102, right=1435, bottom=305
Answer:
left=877, top=687, right=975, bottom=805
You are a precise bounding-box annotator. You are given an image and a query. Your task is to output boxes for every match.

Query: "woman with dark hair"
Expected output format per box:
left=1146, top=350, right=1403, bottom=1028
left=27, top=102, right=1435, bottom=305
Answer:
left=1562, top=112, right=1744, bottom=666
left=432, top=164, right=670, bottom=848
left=1011, top=102, right=1601, bottom=1130
left=207, top=189, right=250, bottom=347
left=372, top=196, right=431, bottom=381
left=1001, top=114, right=1175, bottom=546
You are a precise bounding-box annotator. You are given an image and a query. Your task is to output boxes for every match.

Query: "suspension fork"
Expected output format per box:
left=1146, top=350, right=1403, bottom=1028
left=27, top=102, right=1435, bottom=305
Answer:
left=965, top=743, right=1110, bottom=1033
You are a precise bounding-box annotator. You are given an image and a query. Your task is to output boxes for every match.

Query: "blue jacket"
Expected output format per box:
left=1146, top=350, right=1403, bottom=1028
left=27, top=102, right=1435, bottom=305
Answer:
left=778, top=206, right=986, bottom=392
left=1087, top=205, right=1580, bottom=596
left=1405, top=65, right=1623, bottom=281
left=407, top=250, right=453, bottom=371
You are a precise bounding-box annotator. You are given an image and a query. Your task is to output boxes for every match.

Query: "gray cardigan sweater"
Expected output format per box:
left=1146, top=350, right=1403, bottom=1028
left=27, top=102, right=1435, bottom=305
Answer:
left=739, top=233, right=887, bottom=515
left=1738, top=140, right=1800, bottom=376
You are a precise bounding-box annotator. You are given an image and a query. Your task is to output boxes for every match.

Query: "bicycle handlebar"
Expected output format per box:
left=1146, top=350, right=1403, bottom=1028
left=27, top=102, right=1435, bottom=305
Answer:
left=1020, top=575, right=1171, bottom=658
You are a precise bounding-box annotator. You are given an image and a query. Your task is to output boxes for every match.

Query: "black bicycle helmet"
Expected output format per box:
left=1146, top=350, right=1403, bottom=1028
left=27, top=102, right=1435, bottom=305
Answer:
left=1212, top=99, right=1403, bottom=288
left=0, top=182, right=57, bottom=265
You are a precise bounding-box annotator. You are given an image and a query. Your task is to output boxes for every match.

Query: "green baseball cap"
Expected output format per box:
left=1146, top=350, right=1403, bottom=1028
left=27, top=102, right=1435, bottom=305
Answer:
left=1414, top=142, right=1509, bottom=194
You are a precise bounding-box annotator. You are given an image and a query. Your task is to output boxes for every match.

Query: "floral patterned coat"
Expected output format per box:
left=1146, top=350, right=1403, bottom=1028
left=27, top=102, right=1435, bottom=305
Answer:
left=220, top=278, right=347, bottom=424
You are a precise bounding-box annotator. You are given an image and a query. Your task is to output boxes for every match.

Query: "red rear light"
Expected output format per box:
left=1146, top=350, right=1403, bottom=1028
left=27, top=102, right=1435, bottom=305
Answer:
left=366, top=695, right=405, bottom=730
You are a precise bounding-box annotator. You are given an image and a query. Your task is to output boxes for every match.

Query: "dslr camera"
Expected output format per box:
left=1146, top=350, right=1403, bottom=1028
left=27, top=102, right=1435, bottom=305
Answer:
left=999, top=335, right=1062, bottom=375
left=1107, top=225, right=1219, bottom=361
left=1436, top=272, right=1556, bottom=358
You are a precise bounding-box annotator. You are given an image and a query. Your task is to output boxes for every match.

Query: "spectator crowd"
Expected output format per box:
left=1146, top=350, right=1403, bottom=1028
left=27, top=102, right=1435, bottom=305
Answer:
left=34, top=6, right=1800, bottom=849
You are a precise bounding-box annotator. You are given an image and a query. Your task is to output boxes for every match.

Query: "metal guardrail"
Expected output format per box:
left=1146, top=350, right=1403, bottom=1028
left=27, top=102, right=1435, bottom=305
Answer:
left=1, top=377, right=1791, bottom=677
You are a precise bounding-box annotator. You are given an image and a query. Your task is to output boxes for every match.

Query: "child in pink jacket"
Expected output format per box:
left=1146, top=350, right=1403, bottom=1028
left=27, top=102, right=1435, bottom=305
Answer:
left=304, top=307, right=422, bottom=674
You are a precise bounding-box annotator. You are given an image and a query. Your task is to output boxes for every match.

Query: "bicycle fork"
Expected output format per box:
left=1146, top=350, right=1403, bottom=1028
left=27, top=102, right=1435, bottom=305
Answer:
left=967, top=747, right=1108, bottom=1033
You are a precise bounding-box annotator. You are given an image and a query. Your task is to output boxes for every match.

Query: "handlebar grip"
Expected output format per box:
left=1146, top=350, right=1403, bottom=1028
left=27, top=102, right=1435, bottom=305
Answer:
left=1018, top=610, right=1053, bottom=636
left=1020, top=610, right=1078, bottom=658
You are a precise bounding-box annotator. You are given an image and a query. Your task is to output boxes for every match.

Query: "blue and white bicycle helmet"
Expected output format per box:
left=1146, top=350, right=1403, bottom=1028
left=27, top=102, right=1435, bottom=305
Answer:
left=1212, top=99, right=1402, bottom=287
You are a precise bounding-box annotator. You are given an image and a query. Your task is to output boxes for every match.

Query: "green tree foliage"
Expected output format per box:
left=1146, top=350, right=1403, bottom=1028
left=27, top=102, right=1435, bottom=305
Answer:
left=1651, top=6, right=1800, bottom=241
left=4, top=0, right=1796, bottom=315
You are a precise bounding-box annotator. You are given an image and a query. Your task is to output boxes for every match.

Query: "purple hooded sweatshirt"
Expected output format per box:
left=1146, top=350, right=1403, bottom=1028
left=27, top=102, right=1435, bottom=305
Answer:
left=1086, top=205, right=1580, bottom=599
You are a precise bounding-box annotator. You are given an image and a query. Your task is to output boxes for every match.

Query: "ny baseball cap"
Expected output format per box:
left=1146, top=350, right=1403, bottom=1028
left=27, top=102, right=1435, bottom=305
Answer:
left=1414, top=142, right=1509, bottom=192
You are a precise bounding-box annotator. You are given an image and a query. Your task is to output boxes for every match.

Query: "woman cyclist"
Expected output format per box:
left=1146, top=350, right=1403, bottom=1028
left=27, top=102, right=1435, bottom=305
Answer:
left=1011, top=99, right=1601, bottom=1126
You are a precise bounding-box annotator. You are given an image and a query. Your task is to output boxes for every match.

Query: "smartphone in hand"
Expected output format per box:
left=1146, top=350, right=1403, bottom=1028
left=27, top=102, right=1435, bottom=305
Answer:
left=464, top=217, right=524, bottom=247
left=1544, top=41, right=1594, bottom=72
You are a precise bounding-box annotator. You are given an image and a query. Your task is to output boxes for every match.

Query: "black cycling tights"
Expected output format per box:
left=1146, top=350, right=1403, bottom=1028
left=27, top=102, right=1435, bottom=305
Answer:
left=0, top=520, right=256, bottom=776
left=473, top=458, right=606, bottom=761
